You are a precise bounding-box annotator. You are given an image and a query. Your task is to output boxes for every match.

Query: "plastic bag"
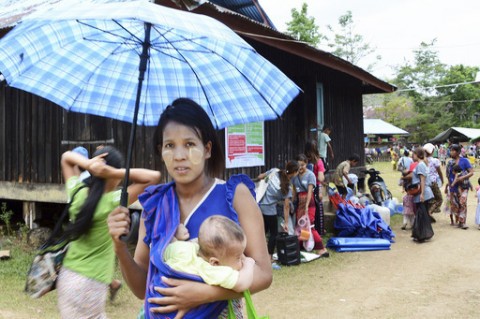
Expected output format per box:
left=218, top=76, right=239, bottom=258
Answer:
left=443, top=196, right=450, bottom=214
left=303, top=228, right=315, bottom=252
left=295, top=215, right=314, bottom=251
left=228, top=290, right=269, bottom=319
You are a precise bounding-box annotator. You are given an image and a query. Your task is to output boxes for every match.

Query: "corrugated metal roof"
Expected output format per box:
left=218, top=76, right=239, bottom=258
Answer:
left=208, top=0, right=275, bottom=28
left=363, top=119, right=409, bottom=135
left=0, top=0, right=132, bottom=29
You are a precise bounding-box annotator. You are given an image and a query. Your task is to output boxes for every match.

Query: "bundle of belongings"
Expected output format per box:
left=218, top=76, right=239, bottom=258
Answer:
left=327, top=203, right=395, bottom=252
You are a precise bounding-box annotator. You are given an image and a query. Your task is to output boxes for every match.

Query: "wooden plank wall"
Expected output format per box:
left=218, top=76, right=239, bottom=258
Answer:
left=0, top=48, right=367, bottom=192
left=250, top=41, right=367, bottom=170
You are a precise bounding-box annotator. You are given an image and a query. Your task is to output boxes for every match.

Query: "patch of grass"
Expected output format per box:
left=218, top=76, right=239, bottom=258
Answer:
left=0, top=160, right=437, bottom=318
left=0, top=236, right=142, bottom=318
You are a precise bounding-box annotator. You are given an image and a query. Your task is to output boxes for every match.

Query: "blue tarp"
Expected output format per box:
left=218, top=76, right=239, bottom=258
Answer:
left=327, top=237, right=391, bottom=252
left=333, top=203, right=395, bottom=242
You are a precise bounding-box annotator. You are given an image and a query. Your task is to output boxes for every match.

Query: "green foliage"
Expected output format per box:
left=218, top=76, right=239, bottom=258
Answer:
left=0, top=202, right=14, bottom=236
left=286, top=3, right=323, bottom=47
left=372, top=40, right=480, bottom=142
left=326, top=11, right=381, bottom=70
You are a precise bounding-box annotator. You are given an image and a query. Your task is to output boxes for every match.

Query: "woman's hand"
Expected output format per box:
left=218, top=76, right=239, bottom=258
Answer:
left=420, top=193, right=424, bottom=202
left=452, top=175, right=459, bottom=187
left=149, top=278, right=214, bottom=318
left=87, top=153, right=109, bottom=177
left=107, top=206, right=131, bottom=245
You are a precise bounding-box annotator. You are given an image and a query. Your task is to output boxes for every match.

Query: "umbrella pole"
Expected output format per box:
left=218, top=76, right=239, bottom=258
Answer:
left=120, top=22, right=152, bottom=208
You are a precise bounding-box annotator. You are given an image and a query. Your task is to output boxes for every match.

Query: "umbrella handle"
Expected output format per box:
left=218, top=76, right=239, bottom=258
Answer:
left=120, top=209, right=140, bottom=243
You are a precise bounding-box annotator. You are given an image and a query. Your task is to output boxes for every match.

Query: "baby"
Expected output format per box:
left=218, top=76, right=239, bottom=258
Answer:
left=452, top=164, right=473, bottom=191
left=164, top=215, right=255, bottom=292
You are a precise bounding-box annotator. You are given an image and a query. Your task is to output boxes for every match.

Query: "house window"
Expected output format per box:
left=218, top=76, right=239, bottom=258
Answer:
left=316, top=82, right=324, bottom=130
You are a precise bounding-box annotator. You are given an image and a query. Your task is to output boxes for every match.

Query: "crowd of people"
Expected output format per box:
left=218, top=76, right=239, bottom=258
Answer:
left=256, top=139, right=334, bottom=270
left=53, top=94, right=480, bottom=319
left=366, top=142, right=480, bottom=168
left=397, top=142, right=478, bottom=244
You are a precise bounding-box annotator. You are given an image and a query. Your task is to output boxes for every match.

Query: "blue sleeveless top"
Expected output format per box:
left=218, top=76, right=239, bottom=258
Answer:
left=139, top=174, right=255, bottom=319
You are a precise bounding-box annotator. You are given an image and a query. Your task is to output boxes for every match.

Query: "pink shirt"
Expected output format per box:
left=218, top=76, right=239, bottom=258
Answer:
left=313, top=159, right=325, bottom=186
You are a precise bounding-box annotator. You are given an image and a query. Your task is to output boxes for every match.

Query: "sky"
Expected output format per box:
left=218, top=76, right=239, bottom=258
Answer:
left=258, top=0, right=480, bottom=80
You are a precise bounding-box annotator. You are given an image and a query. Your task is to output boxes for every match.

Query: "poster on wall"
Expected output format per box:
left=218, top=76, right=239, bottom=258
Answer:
left=225, top=122, right=265, bottom=168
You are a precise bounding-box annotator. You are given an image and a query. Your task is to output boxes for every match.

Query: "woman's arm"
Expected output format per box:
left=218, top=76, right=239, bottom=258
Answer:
left=234, top=183, right=272, bottom=292
left=107, top=206, right=150, bottom=299
left=328, top=142, right=334, bottom=160
left=88, top=162, right=161, bottom=206
left=232, top=257, right=255, bottom=293
left=317, top=171, right=325, bottom=184
left=419, top=174, right=426, bottom=203
left=282, top=198, right=290, bottom=232
left=61, top=150, right=106, bottom=181
left=317, top=159, right=325, bottom=184
left=257, top=172, right=267, bottom=180
left=126, top=169, right=161, bottom=205
left=305, top=184, right=314, bottom=216
left=462, top=167, right=474, bottom=181
left=435, top=165, right=444, bottom=186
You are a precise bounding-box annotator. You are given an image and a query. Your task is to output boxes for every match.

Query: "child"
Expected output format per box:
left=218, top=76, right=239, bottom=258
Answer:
left=452, top=164, right=473, bottom=191
left=164, top=215, right=255, bottom=293
left=401, top=194, right=416, bottom=230
left=475, top=178, right=480, bottom=230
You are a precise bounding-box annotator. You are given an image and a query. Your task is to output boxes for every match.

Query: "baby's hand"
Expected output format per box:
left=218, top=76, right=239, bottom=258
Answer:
left=242, top=256, right=255, bottom=269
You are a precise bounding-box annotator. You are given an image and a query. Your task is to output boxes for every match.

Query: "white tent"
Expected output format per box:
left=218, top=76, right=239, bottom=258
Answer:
left=429, top=127, right=480, bottom=143
left=363, top=119, right=409, bottom=135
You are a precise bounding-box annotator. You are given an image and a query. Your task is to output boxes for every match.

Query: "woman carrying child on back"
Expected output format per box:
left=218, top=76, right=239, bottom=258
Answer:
left=107, top=98, right=272, bottom=319
left=57, top=146, right=161, bottom=318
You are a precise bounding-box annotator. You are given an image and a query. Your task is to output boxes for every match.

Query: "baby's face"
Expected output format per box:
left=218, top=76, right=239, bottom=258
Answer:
left=217, top=239, right=246, bottom=271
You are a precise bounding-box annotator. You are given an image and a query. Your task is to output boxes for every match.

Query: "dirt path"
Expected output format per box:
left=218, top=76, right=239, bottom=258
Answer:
left=2, top=166, right=479, bottom=319
left=253, top=201, right=480, bottom=319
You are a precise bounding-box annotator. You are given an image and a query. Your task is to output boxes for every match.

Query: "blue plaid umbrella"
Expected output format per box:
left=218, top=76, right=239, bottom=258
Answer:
left=0, top=1, right=300, bottom=208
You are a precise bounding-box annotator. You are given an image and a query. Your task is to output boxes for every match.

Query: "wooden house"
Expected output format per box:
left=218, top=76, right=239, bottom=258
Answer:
left=0, top=0, right=395, bottom=228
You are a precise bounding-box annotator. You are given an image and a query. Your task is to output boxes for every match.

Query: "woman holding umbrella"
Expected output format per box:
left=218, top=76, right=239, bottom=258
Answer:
left=107, top=98, right=272, bottom=318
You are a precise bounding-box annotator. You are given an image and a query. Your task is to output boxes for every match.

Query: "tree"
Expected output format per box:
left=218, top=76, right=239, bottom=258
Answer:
left=326, top=11, right=381, bottom=70
left=393, top=40, right=446, bottom=104
left=436, top=64, right=480, bottom=126
left=286, top=3, right=323, bottom=47
left=387, top=40, right=480, bottom=142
